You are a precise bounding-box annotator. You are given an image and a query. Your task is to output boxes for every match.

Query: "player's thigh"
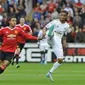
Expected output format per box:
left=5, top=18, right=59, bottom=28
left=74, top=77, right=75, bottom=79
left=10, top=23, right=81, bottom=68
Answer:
left=44, top=44, right=49, bottom=51
left=40, top=44, right=44, bottom=51
left=53, top=48, right=64, bottom=59
left=53, top=41, right=64, bottom=59
left=0, top=51, right=4, bottom=63
left=3, top=52, right=14, bottom=65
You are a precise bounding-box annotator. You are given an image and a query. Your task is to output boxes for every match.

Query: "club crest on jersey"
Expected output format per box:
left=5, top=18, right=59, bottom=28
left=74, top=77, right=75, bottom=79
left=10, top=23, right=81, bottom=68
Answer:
left=23, top=27, right=26, bottom=30
left=15, top=30, right=18, bottom=34
left=7, top=34, right=16, bottom=38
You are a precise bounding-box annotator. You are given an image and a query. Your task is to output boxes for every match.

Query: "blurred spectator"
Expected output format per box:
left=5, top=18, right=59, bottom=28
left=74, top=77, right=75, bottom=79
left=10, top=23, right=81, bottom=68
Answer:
left=39, top=15, right=45, bottom=28
left=0, top=1, right=4, bottom=13
left=32, top=27, right=39, bottom=37
left=8, top=6, right=16, bottom=18
left=40, top=0, right=47, bottom=16
left=74, top=0, right=85, bottom=4
left=74, top=0, right=83, bottom=12
left=73, top=12, right=82, bottom=28
left=1, top=0, right=8, bottom=12
left=45, top=12, right=52, bottom=23
left=31, top=18, right=40, bottom=32
left=66, top=27, right=76, bottom=42
left=37, top=0, right=43, bottom=4
left=75, top=28, right=83, bottom=43
left=51, top=8, right=59, bottom=19
left=32, top=10, right=41, bottom=20
left=16, top=5, right=26, bottom=23
left=67, top=16, right=73, bottom=24
left=64, top=4, right=74, bottom=17
left=0, top=13, right=3, bottom=26
left=18, top=0, right=26, bottom=9
left=2, top=12, right=9, bottom=27
left=47, top=0, right=57, bottom=13
left=82, top=25, right=85, bottom=43
left=56, top=0, right=66, bottom=13
left=80, top=5, right=85, bottom=26
left=33, top=2, right=42, bottom=13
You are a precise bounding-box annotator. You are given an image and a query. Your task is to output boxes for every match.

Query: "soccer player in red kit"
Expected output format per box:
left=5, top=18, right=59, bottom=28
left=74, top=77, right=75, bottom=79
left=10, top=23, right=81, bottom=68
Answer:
left=11, top=17, right=32, bottom=68
left=0, top=16, right=38, bottom=74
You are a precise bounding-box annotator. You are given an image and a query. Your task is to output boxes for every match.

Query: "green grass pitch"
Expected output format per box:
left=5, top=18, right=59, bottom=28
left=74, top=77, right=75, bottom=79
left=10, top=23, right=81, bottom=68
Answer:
left=0, top=63, right=85, bottom=85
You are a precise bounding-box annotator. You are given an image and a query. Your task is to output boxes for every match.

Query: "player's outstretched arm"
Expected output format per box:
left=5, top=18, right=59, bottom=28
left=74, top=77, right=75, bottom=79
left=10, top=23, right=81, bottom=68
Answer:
left=19, top=29, right=38, bottom=40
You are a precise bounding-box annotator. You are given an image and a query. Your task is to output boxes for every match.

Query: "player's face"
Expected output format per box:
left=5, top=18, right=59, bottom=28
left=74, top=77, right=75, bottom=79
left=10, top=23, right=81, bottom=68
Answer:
left=20, top=18, right=25, bottom=24
left=60, top=12, right=67, bottom=22
left=10, top=18, right=17, bottom=27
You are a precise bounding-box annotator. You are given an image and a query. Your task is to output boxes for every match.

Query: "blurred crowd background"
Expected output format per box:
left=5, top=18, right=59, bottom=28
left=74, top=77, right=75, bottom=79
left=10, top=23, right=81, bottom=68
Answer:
left=0, top=0, right=85, bottom=43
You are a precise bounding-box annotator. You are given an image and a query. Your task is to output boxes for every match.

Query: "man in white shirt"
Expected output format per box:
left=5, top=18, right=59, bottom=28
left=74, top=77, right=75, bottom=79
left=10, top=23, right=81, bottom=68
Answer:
left=38, top=29, right=49, bottom=64
left=43, top=10, right=72, bottom=81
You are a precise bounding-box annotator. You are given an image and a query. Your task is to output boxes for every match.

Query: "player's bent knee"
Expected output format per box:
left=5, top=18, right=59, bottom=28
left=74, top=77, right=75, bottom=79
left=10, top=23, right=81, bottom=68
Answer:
left=45, top=50, right=48, bottom=53
left=58, top=58, right=63, bottom=64
left=0, top=65, right=6, bottom=74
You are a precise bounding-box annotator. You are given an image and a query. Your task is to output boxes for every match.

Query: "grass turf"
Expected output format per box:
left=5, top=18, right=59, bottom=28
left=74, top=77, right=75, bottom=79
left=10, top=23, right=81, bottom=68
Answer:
left=0, top=63, right=85, bottom=85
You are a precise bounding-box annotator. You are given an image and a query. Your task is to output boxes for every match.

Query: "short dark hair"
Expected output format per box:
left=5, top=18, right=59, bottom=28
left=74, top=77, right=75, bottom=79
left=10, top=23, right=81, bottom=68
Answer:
left=8, top=16, right=16, bottom=21
left=61, top=10, right=68, bottom=16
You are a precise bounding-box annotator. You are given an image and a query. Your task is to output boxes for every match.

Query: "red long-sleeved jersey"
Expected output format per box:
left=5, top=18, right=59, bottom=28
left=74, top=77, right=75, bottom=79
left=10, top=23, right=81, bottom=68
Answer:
left=16, top=24, right=32, bottom=44
left=0, top=26, right=37, bottom=53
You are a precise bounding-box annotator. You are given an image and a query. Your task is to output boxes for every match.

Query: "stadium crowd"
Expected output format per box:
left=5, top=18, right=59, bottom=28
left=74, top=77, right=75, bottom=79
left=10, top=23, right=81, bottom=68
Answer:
left=31, top=0, right=85, bottom=43
left=0, top=0, right=26, bottom=27
left=0, top=0, right=85, bottom=43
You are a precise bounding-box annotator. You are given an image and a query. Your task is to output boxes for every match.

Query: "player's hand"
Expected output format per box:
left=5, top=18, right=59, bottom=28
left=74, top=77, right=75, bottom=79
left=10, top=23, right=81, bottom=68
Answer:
left=15, top=47, right=20, bottom=55
left=37, top=37, right=43, bottom=41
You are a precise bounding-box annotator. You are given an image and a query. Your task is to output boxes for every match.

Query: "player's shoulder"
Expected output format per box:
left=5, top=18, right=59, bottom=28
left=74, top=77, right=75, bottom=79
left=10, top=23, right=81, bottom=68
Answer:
left=49, top=19, right=60, bottom=25
left=51, top=19, right=59, bottom=23
left=24, top=24, right=31, bottom=28
left=53, top=19, right=60, bottom=23
left=46, top=19, right=59, bottom=27
left=0, top=26, right=9, bottom=30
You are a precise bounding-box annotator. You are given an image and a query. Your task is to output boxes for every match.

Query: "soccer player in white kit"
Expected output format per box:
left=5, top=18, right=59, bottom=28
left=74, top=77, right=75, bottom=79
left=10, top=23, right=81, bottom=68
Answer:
left=38, top=29, right=49, bottom=64
left=42, top=10, right=72, bottom=81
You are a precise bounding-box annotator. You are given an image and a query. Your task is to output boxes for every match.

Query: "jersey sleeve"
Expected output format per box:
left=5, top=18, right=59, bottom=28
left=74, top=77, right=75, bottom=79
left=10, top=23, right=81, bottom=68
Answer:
left=19, top=28, right=38, bottom=40
left=27, top=25, right=32, bottom=31
left=45, top=20, right=56, bottom=29
left=65, top=24, right=72, bottom=35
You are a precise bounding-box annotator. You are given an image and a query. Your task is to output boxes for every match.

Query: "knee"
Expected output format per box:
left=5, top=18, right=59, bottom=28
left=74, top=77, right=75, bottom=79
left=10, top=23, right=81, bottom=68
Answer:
left=45, top=50, right=48, bottom=53
left=58, top=58, right=63, bottom=64
left=0, top=65, right=6, bottom=74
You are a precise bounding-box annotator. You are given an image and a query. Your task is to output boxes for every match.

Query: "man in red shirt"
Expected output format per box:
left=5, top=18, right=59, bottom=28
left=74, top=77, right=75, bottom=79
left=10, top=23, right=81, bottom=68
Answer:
left=11, top=17, right=33, bottom=68
left=0, top=16, right=38, bottom=74
left=47, top=0, right=57, bottom=13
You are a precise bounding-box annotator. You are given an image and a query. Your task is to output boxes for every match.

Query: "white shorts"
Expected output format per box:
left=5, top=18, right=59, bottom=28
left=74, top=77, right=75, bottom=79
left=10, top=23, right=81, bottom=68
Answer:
left=40, top=43, right=49, bottom=51
left=48, top=35, right=64, bottom=59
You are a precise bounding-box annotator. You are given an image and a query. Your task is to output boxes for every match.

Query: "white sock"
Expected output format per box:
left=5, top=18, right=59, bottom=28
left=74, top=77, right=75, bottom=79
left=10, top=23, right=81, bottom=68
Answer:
left=44, top=54, right=47, bottom=64
left=49, top=62, right=61, bottom=73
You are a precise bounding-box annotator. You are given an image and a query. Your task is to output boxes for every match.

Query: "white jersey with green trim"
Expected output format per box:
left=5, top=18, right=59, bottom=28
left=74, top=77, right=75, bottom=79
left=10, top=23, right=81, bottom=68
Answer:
left=45, top=19, right=70, bottom=39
